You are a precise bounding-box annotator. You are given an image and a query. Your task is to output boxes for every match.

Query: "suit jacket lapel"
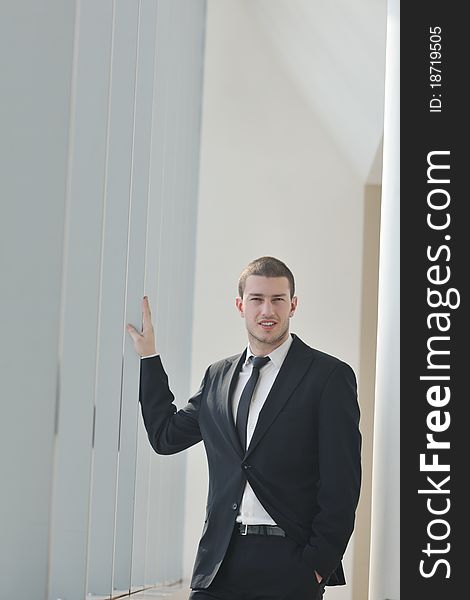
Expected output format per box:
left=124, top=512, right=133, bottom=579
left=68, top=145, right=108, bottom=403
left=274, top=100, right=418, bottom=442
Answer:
left=220, top=350, right=246, bottom=456
left=245, top=336, right=314, bottom=458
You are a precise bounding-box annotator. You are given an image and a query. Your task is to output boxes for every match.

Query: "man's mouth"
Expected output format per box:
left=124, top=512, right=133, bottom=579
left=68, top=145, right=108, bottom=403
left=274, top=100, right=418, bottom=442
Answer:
left=258, top=320, right=276, bottom=329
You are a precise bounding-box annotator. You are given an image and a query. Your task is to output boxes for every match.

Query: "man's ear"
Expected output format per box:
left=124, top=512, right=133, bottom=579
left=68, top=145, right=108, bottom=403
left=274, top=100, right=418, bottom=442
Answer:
left=289, top=296, right=298, bottom=317
left=235, top=296, right=244, bottom=317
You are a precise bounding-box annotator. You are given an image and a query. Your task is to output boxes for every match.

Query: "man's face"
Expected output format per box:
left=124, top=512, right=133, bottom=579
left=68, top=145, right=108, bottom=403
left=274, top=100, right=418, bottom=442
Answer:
left=236, top=275, right=298, bottom=352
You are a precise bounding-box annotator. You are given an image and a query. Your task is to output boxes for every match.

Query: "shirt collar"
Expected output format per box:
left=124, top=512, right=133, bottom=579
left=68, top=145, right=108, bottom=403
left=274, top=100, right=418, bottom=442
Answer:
left=245, top=333, right=293, bottom=370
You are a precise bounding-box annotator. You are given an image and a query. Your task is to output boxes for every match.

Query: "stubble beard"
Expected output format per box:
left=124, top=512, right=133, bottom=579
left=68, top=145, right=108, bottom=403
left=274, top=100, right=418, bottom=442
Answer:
left=247, top=322, right=290, bottom=351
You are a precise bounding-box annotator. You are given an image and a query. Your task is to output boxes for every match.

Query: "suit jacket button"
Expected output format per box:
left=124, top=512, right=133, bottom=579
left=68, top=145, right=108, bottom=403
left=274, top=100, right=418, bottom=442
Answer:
left=232, top=503, right=238, bottom=510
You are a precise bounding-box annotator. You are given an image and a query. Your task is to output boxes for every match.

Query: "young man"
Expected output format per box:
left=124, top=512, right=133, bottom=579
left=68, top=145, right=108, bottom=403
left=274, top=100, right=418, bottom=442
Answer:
left=127, top=256, right=361, bottom=600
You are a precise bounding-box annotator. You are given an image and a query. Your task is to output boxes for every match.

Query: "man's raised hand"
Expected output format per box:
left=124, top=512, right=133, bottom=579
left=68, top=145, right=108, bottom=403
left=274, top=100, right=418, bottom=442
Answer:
left=126, top=296, right=157, bottom=357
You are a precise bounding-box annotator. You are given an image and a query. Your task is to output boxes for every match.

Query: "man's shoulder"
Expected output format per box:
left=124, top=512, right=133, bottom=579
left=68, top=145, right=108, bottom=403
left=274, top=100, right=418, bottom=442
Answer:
left=291, top=334, right=355, bottom=374
left=205, top=350, right=245, bottom=377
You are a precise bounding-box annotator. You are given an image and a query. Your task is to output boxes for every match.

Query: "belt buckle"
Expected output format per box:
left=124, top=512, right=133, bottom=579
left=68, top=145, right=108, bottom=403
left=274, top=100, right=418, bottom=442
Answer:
left=240, top=523, right=249, bottom=536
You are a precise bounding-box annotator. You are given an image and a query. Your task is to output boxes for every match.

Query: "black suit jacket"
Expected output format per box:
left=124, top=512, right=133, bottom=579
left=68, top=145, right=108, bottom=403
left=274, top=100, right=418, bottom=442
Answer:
left=139, top=334, right=361, bottom=589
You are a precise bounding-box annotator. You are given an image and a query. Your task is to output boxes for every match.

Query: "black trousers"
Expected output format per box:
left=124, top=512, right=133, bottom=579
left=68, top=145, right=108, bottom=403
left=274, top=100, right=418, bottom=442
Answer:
left=189, top=527, right=326, bottom=600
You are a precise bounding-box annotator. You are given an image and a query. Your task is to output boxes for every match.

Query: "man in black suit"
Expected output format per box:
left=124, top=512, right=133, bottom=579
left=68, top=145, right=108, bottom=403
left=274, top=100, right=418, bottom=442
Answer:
left=127, top=256, right=361, bottom=599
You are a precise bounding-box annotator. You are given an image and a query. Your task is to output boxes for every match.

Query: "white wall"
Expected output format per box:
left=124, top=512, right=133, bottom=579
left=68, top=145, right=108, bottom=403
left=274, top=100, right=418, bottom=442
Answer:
left=0, top=1, right=206, bottom=598
left=368, top=0, right=400, bottom=598
left=0, top=3, right=76, bottom=597
left=182, top=2, right=385, bottom=599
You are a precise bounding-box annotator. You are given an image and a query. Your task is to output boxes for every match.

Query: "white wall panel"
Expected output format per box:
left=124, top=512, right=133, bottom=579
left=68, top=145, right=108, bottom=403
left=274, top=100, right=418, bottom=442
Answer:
left=113, top=0, right=154, bottom=593
left=368, top=0, right=400, bottom=598
left=47, top=0, right=114, bottom=597
left=86, top=0, right=134, bottom=593
left=131, top=417, right=152, bottom=588
left=0, top=2, right=76, bottom=598
left=141, top=0, right=207, bottom=587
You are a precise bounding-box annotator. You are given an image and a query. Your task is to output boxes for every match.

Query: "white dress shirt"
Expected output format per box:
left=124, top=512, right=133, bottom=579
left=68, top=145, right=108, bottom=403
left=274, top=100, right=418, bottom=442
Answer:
left=232, top=334, right=293, bottom=525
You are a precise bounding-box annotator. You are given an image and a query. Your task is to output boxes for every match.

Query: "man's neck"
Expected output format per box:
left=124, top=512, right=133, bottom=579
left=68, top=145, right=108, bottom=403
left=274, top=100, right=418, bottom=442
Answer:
left=248, top=331, right=290, bottom=357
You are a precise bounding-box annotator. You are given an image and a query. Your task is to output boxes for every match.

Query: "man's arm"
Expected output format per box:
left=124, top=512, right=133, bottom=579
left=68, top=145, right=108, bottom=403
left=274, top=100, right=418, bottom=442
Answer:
left=127, top=296, right=203, bottom=454
left=139, top=356, right=204, bottom=454
left=302, top=361, right=362, bottom=580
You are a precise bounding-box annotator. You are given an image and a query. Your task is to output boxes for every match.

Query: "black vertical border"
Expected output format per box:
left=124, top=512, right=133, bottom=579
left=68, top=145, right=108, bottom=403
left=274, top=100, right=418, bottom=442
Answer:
left=401, top=3, right=467, bottom=599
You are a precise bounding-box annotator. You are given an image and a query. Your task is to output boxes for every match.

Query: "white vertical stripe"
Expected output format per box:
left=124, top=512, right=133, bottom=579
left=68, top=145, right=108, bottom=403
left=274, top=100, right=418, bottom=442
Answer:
left=0, top=1, right=77, bottom=597
left=368, top=0, right=400, bottom=598
left=48, top=0, right=113, bottom=593
left=113, top=0, right=142, bottom=593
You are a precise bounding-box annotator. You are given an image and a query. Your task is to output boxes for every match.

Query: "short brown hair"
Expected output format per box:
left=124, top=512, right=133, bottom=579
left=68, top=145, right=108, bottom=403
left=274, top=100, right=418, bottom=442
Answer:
left=238, top=256, right=295, bottom=298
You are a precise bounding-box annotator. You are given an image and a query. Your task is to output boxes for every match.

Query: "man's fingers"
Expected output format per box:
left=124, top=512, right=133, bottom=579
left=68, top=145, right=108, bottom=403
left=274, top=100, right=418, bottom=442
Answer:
left=126, top=298, right=156, bottom=356
left=142, top=295, right=153, bottom=332
left=126, top=324, right=141, bottom=342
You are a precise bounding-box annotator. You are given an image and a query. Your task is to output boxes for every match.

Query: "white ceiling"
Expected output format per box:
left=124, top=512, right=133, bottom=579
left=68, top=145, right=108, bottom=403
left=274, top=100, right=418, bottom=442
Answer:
left=246, top=0, right=387, bottom=183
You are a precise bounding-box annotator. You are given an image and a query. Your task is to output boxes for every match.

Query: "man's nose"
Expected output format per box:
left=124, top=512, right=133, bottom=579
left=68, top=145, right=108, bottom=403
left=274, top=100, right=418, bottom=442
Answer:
left=261, top=301, right=275, bottom=315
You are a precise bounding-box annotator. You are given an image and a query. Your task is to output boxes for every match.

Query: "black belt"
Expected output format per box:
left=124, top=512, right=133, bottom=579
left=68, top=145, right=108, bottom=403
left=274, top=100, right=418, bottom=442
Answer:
left=236, top=523, right=286, bottom=537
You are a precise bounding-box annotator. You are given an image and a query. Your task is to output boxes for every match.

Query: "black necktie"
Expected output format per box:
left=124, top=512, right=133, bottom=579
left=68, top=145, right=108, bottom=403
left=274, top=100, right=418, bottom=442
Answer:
left=236, top=355, right=270, bottom=451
